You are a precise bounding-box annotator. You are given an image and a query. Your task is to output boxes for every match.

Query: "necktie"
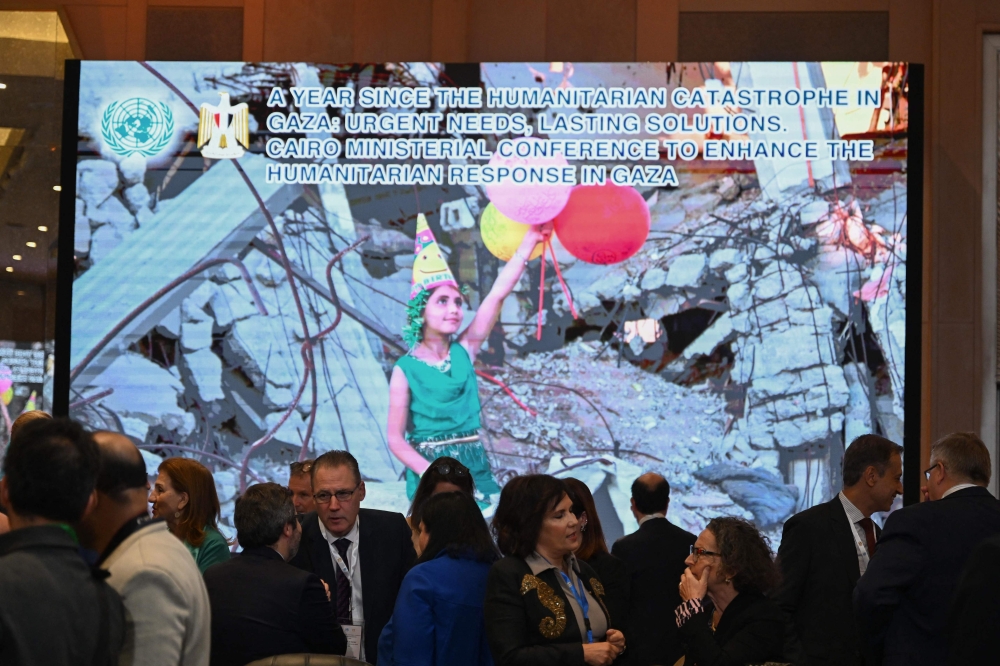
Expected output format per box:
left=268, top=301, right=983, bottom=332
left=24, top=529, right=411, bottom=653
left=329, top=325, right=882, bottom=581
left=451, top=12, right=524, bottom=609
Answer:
left=859, top=517, right=877, bottom=557
left=333, top=538, right=352, bottom=622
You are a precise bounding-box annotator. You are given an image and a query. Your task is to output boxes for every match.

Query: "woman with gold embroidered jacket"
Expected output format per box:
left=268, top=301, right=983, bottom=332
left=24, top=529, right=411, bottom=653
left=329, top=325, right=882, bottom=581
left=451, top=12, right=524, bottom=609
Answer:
left=485, top=475, right=626, bottom=666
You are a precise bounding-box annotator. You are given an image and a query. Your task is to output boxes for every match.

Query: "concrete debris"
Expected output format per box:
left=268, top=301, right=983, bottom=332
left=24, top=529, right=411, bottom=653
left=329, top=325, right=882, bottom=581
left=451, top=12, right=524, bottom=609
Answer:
left=439, top=196, right=479, bottom=232
left=181, top=348, right=225, bottom=402
left=665, top=254, right=707, bottom=287
left=693, top=463, right=799, bottom=528
left=122, top=183, right=151, bottom=214
left=118, top=153, right=146, bottom=186
left=77, top=159, right=119, bottom=208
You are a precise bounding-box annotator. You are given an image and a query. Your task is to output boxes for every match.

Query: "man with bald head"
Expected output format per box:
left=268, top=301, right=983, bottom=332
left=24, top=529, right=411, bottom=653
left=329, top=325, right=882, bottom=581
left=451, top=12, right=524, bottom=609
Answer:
left=611, top=472, right=696, bottom=666
left=75, top=432, right=211, bottom=666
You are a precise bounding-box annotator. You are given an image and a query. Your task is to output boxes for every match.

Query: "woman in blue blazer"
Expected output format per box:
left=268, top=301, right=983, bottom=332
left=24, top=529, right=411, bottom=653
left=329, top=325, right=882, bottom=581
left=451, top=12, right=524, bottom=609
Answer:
left=378, top=491, right=499, bottom=666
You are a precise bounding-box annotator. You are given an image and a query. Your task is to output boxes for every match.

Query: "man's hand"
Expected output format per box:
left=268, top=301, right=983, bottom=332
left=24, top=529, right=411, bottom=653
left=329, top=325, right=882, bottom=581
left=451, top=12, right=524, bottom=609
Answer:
left=321, top=579, right=331, bottom=601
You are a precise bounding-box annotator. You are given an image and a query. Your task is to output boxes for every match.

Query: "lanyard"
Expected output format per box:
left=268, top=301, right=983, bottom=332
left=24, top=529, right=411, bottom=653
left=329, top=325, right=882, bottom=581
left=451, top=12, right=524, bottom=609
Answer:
left=543, top=556, right=593, bottom=643
left=330, top=543, right=353, bottom=581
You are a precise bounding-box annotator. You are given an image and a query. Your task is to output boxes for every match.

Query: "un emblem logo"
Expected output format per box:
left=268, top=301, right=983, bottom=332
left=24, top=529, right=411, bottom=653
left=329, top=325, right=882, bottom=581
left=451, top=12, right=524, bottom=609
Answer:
left=101, top=98, right=175, bottom=157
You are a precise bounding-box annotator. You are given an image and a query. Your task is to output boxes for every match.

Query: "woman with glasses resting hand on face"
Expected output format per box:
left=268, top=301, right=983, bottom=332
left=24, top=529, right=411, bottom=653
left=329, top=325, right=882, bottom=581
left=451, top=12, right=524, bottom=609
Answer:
left=676, top=517, right=788, bottom=666
left=485, top=475, right=626, bottom=666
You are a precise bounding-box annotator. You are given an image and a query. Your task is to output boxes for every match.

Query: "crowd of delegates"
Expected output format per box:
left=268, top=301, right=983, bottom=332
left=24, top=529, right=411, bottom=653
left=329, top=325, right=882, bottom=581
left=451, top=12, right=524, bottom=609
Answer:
left=3, top=414, right=1000, bottom=666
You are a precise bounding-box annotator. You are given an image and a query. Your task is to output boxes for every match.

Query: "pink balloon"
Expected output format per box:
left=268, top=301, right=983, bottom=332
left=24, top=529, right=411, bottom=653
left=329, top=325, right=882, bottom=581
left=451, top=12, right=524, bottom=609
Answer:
left=485, top=137, right=572, bottom=225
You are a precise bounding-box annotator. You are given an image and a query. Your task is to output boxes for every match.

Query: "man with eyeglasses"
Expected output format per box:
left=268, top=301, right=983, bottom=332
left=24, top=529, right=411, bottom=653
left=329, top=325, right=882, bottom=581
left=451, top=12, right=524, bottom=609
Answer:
left=855, top=432, right=1000, bottom=666
left=775, top=434, right=902, bottom=666
left=288, top=460, right=315, bottom=515
left=290, top=450, right=416, bottom=664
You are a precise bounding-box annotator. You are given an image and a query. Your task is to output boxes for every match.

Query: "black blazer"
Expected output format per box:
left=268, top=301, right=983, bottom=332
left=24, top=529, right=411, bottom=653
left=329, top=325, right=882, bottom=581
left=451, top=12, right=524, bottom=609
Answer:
left=854, top=486, right=1000, bottom=666
left=611, top=517, right=696, bottom=666
left=582, top=551, right=629, bottom=642
left=0, top=525, right=125, bottom=666
left=290, top=508, right=416, bottom=663
left=677, top=592, right=787, bottom=666
left=774, top=496, right=875, bottom=666
left=204, top=546, right=346, bottom=666
left=485, top=555, right=615, bottom=666
left=947, top=532, right=1000, bottom=665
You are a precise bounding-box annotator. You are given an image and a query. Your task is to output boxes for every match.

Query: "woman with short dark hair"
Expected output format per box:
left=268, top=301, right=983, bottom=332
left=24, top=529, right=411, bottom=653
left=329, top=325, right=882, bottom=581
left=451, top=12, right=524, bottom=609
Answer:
left=485, top=475, right=626, bottom=666
left=676, top=516, right=787, bottom=665
left=378, top=491, right=499, bottom=666
left=149, top=457, right=230, bottom=573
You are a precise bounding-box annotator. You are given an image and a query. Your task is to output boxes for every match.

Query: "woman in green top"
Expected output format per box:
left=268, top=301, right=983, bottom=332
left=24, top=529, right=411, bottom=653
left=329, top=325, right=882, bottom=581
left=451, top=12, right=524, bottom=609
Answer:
left=149, top=457, right=231, bottom=573
left=388, top=214, right=552, bottom=505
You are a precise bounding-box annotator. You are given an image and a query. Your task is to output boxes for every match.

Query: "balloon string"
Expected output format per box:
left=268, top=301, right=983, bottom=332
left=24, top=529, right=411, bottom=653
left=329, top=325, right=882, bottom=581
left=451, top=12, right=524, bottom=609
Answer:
left=547, top=239, right=578, bottom=319
left=536, top=246, right=546, bottom=341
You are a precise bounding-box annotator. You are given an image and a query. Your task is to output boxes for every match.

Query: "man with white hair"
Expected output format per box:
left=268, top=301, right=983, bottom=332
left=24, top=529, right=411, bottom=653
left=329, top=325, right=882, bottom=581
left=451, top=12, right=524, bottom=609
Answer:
left=854, top=432, right=1000, bottom=666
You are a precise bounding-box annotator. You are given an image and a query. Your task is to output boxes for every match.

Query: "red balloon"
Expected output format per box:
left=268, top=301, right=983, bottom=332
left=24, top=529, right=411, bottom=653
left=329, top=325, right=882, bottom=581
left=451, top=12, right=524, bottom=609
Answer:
left=553, top=183, right=650, bottom=265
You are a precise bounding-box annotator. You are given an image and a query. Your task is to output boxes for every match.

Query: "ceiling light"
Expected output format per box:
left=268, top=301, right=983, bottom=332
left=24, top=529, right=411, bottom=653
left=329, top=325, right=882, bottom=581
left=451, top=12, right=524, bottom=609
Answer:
left=17, top=291, right=25, bottom=296
left=0, top=83, right=6, bottom=90
left=13, top=254, right=22, bottom=260
left=38, top=226, right=48, bottom=232
left=26, top=241, right=37, bottom=248
left=52, top=185, right=61, bottom=192
left=4, top=267, right=11, bottom=272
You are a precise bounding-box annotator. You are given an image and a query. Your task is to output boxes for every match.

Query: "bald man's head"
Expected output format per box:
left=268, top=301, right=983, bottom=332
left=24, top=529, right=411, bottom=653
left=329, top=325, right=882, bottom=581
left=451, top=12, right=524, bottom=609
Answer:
left=631, top=472, right=671, bottom=515
left=93, top=431, right=148, bottom=504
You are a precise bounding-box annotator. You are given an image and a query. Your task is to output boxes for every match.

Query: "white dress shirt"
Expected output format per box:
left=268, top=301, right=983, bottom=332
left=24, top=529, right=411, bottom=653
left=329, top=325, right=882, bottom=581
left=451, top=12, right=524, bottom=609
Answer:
left=942, top=483, right=980, bottom=498
left=638, top=513, right=665, bottom=526
left=318, top=516, right=365, bottom=658
left=839, top=492, right=874, bottom=575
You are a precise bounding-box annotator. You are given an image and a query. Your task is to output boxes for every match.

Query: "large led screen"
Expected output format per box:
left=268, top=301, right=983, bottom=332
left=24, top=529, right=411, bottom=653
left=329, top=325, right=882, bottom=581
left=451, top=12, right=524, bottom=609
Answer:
left=63, top=61, right=914, bottom=543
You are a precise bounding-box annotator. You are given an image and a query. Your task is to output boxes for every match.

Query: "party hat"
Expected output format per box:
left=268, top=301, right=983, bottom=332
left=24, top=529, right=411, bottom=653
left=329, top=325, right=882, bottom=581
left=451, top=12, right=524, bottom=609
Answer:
left=410, top=214, right=458, bottom=300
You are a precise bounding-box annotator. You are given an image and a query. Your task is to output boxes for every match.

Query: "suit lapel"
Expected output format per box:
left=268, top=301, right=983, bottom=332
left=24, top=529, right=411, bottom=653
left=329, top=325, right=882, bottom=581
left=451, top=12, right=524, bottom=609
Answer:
left=826, top=497, right=862, bottom=584
left=306, top=514, right=337, bottom=588
left=358, top=509, right=376, bottom=628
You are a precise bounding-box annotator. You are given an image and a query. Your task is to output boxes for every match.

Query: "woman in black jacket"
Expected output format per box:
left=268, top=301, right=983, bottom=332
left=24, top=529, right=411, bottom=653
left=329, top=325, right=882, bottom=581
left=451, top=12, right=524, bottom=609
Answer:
left=485, top=475, right=626, bottom=666
left=675, top=516, right=787, bottom=666
left=562, top=477, right=630, bottom=633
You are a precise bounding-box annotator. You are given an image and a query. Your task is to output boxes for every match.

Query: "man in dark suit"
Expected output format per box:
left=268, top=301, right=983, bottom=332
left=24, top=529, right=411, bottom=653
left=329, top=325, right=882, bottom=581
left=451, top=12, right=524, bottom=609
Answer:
left=775, top=434, right=903, bottom=666
left=854, top=432, right=1000, bottom=666
left=0, top=418, right=125, bottom=665
left=205, top=482, right=346, bottom=666
left=611, top=472, right=696, bottom=666
left=291, top=450, right=416, bottom=663
left=947, top=532, right=1000, bottom=665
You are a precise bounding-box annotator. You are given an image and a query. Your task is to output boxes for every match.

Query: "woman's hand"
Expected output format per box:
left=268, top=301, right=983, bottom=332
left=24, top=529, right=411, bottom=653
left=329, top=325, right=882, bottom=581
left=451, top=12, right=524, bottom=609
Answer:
left=679, top=565, right=710, bottom=602
left=606, top=629, right=625, bottom=651
left=582, top=641, right=619, bottom=666
left=518, top=222, right=554, bottom=255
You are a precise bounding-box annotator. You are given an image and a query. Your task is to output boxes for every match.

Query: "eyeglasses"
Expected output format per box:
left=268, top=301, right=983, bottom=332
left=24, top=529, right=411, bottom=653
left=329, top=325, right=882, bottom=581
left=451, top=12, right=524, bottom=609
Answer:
left=429, top=462, right=469, bottom=477
left=313, top=482, right=361, bottom=505
left=690, top=545, right=722, bottom=560
left=923, top=461, right=941, bottom=481
left=290, top=460, right=314, bottom=475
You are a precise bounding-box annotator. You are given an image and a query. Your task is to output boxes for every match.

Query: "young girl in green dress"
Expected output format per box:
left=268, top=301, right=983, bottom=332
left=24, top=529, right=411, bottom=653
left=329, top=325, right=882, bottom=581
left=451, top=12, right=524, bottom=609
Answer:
left=387, top=213, right=551, bottom=506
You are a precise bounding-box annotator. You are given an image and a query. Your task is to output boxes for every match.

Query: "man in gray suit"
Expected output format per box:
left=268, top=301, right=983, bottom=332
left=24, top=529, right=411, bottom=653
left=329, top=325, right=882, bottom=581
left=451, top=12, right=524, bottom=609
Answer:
left=76, top=431, right=211, bottom=666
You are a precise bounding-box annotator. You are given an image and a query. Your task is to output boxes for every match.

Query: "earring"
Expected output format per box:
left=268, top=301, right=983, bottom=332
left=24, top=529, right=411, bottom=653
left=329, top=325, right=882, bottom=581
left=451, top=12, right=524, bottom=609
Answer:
left=725, top=577, right=733, bottom=584
left=174, top=511, right=181, bottom=518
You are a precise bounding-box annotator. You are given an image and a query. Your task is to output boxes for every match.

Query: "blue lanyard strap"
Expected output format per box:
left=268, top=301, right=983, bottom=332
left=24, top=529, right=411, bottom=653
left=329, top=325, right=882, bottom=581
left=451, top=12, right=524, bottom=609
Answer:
left=556, top=568, right=593, bottom=643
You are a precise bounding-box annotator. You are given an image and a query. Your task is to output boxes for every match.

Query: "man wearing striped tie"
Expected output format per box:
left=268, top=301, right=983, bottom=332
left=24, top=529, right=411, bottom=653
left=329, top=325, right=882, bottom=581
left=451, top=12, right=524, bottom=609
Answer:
left=292, top=450, right=417, bottom=663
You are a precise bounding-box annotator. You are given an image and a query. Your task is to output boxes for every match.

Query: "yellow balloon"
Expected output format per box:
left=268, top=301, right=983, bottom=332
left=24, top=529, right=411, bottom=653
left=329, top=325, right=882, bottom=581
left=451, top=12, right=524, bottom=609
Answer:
left=480, top=203, right=544, bottom=262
